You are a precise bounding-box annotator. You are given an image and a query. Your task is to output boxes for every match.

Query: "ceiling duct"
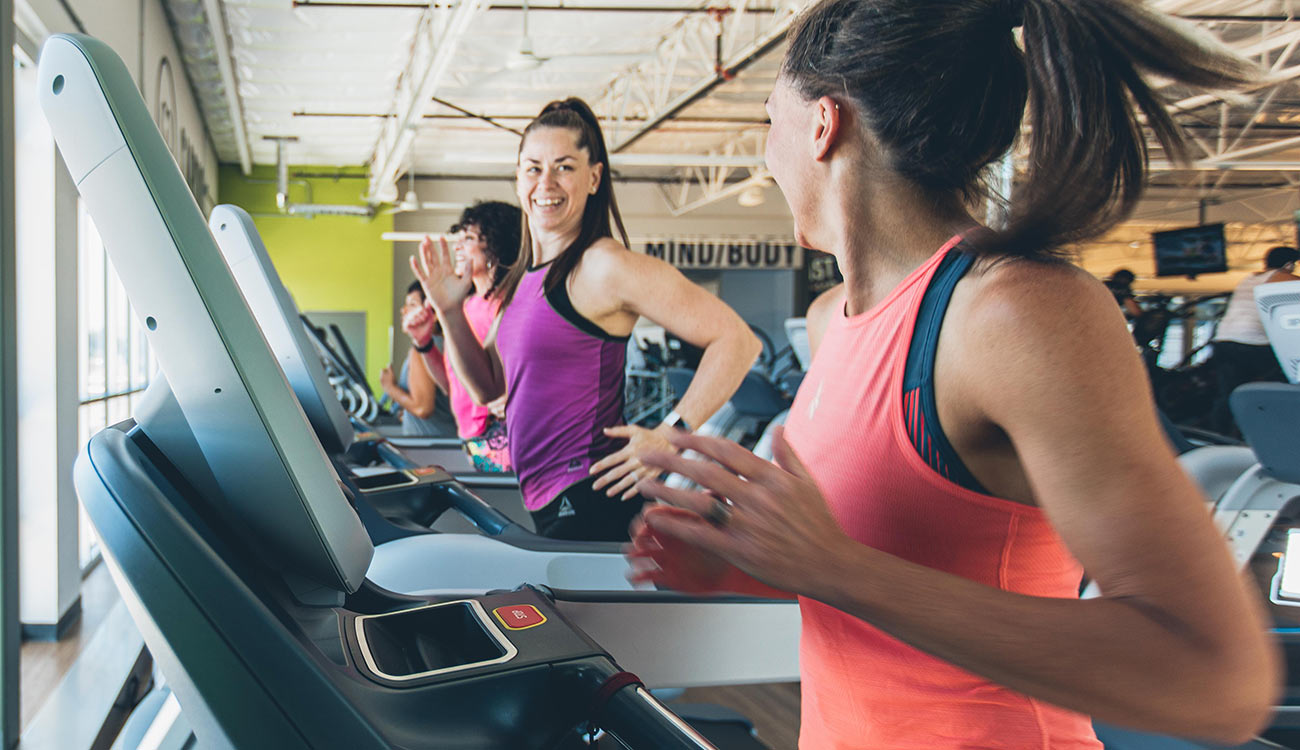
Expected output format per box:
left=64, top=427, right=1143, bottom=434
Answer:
left=267, top=137, right=376, bottom=219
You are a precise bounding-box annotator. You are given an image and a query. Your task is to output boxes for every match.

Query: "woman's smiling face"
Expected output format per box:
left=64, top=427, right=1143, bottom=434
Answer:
left=516, top=126, right=602, bottom=240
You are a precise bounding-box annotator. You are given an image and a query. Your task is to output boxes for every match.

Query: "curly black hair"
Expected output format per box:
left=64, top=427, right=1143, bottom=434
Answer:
left=452, top=200, right=522, bottom=299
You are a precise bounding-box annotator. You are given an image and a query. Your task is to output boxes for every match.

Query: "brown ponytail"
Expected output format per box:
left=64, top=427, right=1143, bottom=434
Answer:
left=780, top=0, right=1259, bottom=259
left=498, top=97, right=630, bottom=309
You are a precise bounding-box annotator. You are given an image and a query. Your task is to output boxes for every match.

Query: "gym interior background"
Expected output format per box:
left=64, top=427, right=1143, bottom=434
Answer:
left=3, top=0, right=1300, bottom=748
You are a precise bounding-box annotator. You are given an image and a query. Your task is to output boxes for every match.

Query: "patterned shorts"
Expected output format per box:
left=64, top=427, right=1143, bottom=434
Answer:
left=462, top=417, right=511, bottom=473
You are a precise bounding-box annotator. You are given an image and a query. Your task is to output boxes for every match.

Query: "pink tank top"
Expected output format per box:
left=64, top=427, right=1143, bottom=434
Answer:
left=783, top=237, right=1102, bottom=749
left=446, top=294, right=498, bottom=439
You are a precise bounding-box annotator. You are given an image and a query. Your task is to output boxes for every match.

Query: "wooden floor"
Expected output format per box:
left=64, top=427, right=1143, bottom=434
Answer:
left=19, top=560, right=118, bottom=731
left=679, top=682, right=802, bottom=750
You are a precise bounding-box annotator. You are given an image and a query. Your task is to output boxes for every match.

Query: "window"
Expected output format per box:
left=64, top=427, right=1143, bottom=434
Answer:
left=76, top=202, right=157, bottom=569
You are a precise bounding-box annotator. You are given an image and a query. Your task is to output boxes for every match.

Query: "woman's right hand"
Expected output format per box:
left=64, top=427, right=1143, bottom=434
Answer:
left=625, top=506, right=737, bottom=594
left=402, top=304, right=437, bottom=346
left=411, top=234, right=474, bottom=314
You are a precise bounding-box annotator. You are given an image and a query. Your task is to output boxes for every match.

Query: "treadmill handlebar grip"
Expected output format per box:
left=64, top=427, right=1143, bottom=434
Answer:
left=597, top=685, right=720, bottom=750
left=440, top=481, right=514, bottom=535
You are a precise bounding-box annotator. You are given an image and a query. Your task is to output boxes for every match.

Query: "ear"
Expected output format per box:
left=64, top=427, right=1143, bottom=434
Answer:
left=589, top=160, right=604, bottom=195
left=811, top=96, right=841, bottom=162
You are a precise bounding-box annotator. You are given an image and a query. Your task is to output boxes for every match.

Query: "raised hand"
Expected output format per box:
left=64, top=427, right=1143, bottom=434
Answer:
left=411, top=234, right=473, bottom=315
left=402, top=304, right=437, bottom=346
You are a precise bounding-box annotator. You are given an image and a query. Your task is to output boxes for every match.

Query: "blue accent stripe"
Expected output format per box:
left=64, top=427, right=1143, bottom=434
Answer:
left=901, top=248, right=988, bottom=495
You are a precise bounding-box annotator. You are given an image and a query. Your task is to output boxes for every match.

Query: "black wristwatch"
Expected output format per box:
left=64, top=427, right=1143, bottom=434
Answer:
left=414, top=338, right=434, bottom=354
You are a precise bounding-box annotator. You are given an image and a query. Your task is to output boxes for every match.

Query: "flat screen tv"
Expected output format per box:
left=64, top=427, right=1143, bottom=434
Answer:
left=1153, top=223, right=1228, bottom=278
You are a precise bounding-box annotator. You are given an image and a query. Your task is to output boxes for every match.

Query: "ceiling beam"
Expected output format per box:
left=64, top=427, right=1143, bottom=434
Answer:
left=366, top=0, right=488, bottom=201
left=201, top=0, right=252, bottom=174
left=592, top=0, right=801, bottom=153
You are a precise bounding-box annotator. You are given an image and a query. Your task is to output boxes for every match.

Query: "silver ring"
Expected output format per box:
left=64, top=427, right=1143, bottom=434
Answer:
left=704, top=496, right=733, bottom=527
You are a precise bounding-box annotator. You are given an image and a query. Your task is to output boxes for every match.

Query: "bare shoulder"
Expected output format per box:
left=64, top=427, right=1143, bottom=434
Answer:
left=948, top=255, right=1141, bottom=410
left=805, top=283, right=844, bottom=357
left=959, top=257, right=1121, bottom=345
left=578, top=236, right=677, bottom=287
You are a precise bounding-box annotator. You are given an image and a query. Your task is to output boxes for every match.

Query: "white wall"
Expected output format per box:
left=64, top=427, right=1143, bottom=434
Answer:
left=14, top=0, right=220, bottom=630
left=18, top=0, right=219, bottom=208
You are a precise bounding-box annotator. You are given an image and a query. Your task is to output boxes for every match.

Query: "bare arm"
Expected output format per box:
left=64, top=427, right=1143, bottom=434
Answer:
left=401, top=305, right=452, bottom=395
left=379, top=352, right=436, bottom=419
left=411, top=236, right=506, bottom=404
left=416, top=343, right=451, bottom=395
left=582, top=242, right=760, bottom=499
left=598, top=245, right=761, bottom=430
left=636, top=265, right=1278, bottom=744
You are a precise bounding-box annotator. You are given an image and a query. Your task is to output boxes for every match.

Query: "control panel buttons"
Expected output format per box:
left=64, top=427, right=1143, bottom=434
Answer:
left=493, top=604, right=547, bottom=631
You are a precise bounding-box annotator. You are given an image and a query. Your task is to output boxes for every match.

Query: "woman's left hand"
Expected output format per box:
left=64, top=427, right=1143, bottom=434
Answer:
left=590, top=424, right=677, bottom=500
left=633, top=427, right=855, bottom=596
left=487, top=394, right=508, bottom=419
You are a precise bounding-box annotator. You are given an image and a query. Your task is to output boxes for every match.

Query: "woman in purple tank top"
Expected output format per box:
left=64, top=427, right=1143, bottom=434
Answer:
left=412, top=97, right=760, bottom=541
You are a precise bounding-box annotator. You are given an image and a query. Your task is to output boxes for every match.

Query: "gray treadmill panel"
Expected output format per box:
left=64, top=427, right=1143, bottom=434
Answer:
left=38, top=34, right=372, bottom=593
left=209, top=204, right=356, bottom=454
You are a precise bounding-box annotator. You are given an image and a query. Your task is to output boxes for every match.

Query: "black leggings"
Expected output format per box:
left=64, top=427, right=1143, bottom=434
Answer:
left=530, top=476, right=646, bottom=542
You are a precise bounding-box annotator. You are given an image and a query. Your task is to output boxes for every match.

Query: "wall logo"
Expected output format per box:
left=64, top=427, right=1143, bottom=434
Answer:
left=152, top=56, right=210, bottom=208
left=642, top=238, right=803, bottom=270
left=154, top=57, right=178, bottom=154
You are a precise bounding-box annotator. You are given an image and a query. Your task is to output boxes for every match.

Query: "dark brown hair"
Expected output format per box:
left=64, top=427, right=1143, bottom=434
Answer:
left=780, top=0, right=1258, bottom=259
left=498, top=97, right=630, bottom=309
left=451, top=200, right=522, bottom=300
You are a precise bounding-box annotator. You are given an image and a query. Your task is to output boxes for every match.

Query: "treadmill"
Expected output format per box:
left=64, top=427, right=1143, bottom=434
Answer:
left=40, top=30, right=798, bottom=737
left=208, top=203, right=523, bottom=529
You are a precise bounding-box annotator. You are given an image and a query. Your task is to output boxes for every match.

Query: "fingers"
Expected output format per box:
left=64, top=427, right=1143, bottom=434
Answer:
left=664, top=431, right=776, bottom=485
left=592, top=459, right=636, bottom=494
left=607, top=470, right=644, bottom=500
left=589, top=447, right=632, bottom=482
left=638, top=450, right=751, bottom=502
left=636, top=479, right=718, bottom=517
left=642, top=503, right=729, bottom=549
left=603, top=425, right=635, bottom=439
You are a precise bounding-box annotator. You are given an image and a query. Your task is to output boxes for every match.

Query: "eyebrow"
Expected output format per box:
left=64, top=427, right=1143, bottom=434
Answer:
left=522, top=155, right=577, bottom=164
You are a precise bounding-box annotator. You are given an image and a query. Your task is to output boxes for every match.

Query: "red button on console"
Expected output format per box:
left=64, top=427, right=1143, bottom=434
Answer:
left=411, top=466, right=441, bottom=476
left=493, top=604, right=547, bottom=630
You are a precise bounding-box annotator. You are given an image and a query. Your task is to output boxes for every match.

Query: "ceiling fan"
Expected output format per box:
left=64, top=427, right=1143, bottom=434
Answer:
left=383, top=148, right=468, bottom=216
left=477, top=0, right=651, bottom=81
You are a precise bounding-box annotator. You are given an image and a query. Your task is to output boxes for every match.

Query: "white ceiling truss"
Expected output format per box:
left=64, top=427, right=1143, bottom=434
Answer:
left=590, top=0, right=799, bottom=153
left=366, top=0, right=488, bottom=202
left=152, top=0, right=1300, bottom=219
left=657, top=126, right=768, bottom=215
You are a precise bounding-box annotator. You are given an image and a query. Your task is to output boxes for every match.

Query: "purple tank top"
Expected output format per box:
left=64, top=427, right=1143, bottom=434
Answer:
left=495, top=265, right=628, bottom=510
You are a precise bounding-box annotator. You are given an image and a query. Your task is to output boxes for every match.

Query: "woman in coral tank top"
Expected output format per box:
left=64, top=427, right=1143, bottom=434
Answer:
left=627, top=1, right=1280, bottom=747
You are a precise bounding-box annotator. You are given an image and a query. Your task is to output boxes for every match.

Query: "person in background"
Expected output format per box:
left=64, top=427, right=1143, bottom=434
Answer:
left=626, top=0, right=1277, bottom=748
left=413, top=97, right=760, bottom=541
left=1209, top=245, right=1300, bottom=436
left=1104, top=268, right=1142, bottom=318
left=379, top=281, right=444, bottom=436
left=403, top=201, right=521, bottom=471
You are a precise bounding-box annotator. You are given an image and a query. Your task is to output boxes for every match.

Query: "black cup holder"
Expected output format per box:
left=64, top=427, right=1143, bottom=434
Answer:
left=354, top=600, right=514, bottom=681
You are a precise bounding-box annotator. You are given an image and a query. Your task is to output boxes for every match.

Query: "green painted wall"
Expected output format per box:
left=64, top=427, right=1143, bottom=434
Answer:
left=218, top=165, right=393, bottom=394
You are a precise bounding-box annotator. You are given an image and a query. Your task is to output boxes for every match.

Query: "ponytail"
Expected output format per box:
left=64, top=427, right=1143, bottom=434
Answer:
left=498, top=97, right=630, bottom=309
left=781, top=0, right=1259, bottom=259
